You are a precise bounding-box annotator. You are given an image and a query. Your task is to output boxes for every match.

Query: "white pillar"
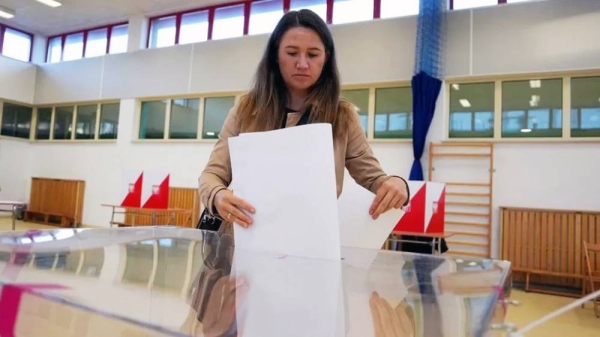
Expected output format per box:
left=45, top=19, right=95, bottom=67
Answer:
left=30, top=34, right=47, bottom=65
left=127, top=15, right=149, bottom=53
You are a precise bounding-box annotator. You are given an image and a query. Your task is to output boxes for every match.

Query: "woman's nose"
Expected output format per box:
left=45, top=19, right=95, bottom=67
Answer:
left=296, top=56, right=309, bottom=69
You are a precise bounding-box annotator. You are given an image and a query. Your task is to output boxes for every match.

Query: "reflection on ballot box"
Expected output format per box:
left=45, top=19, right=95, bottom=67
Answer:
left=0, top=227, right=512, bottom=337
left=394, top=181, right=446, bottom=234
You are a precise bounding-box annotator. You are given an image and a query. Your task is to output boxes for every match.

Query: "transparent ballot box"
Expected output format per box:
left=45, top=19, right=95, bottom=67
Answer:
left=0, top=227, right=512, bottom=337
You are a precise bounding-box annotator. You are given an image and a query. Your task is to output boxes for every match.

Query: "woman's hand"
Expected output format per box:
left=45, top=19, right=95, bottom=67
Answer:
left=214, top=189, right=255, bottom=228
left=370, top=177, right=408, bottom=220
left=369, top=292, right=414, bottom=337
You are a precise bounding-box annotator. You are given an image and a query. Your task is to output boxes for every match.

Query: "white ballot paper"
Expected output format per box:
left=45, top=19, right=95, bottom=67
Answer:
left=228, top=123, right=341, bottom=261
left=233, top=251, right=345, bottom=337
left=338, top=177, right=405, bottom=250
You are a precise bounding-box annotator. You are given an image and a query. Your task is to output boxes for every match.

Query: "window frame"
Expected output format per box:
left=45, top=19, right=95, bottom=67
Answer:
left=445, top=70, right=600, bottom=142
left=32, top=101, right=121, bottom=142
left=0, top=23, right=34, bottom=62
left=45, top=22, right=128, bottom=63
left=0, top=99, right=35, bottom=141
left=146, top=0, right=448, bottom=49
left=134, top=83, right=412, bottom=143
left=135, top=94, right=241, bottom=142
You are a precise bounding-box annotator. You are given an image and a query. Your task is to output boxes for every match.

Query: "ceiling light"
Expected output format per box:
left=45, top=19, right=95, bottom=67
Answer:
left=35, top=0, right=62, bottom=7
left=529, top=95, right=540, bottom=107
left=0, top=6, right=15, bottom=19
left=452, top=84, right=460, bottom=91
left=521, top=128, right=532, bottom=133
left=459, top=99, right=471, bottom=108
left=529, top=80, right=541, bottom=88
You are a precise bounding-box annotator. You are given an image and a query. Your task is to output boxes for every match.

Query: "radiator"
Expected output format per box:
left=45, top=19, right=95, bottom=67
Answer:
left=500, top=207, right=600, bottom=296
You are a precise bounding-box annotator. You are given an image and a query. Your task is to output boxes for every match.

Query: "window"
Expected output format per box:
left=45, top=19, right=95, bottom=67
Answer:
left=374, top=87, right=412, bottom=139
left=449, top=82, right=494, bottom=138
left=75, top=105, right=97, bottom=139
left=213, top=4, right=245, bottom=40
left=501, top=79, right=562, bottom=138
left=571, top=76, right=600, bottom=138
left=47, top=37, right=62, bottom=63
left=139, top=100, right=167, bottom=139
left=341, top=89, right=369, bottom=133
left=109, top=25, right=128, bottom=54
left=452, top=0, right=497, bottom=10
left=290, top=0, right=327, bottom=23
left=53, top=106, right=74, bottom=140
left=249, top=0, right=284, bottom=36
left=203, top=96, right=236, bottom=139
left=333, top=0, right=373, bottom=25
left=62, top=33, right=84, bottom=61
left=46, top=23, right=128, bottom=63
left=2, top=27, right=33, bottom=62
left=380, top=0, right=419, bottom=18
left=0, top=102, right=33, bottom=139
left=99, top=103, right=120, bottom=139
left=36, top=108, right=52, bottom=140
left=170, top=99, right=200, bottom=139
left=85, top=29, right=108, bottom=58
left=28, top=103, right=118, bottom=141
left=150, top=16, right=177, bottom=48
left=180, top=11, right=209, bottom=44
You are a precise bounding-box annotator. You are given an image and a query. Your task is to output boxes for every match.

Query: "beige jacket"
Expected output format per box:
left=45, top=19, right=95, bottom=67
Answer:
left=198, top=101, right=394, bottom=231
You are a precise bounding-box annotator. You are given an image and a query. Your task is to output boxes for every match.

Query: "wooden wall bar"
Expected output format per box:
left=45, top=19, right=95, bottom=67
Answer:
left=500, top=207, right=600, bottom=296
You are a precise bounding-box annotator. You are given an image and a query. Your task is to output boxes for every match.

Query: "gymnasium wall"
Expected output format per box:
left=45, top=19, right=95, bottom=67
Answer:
left=0, top=57, right=36, bottom=202
left=1, top=0, right=600, bottom=258
left=0, top=57, right=36, bottom=104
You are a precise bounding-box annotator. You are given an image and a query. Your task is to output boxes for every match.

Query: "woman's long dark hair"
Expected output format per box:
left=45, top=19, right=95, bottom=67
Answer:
left=237, top=9, right=350, bottom=136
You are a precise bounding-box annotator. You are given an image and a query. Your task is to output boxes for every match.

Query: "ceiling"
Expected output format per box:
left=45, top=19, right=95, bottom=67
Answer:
left=0, top=0, right=233, bottom=36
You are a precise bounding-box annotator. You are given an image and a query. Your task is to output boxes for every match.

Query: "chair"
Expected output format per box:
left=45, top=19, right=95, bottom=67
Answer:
left=581, top=241, right=600, bottom=318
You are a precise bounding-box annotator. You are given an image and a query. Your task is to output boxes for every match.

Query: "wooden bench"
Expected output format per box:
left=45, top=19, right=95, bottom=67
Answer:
left=25, top=177, right=86, bottom=228
left=23, top=210, right=75, bottom=228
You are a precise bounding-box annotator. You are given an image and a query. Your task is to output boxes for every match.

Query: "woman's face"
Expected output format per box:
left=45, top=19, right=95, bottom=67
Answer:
left=277, top=27, right=327, bottom=94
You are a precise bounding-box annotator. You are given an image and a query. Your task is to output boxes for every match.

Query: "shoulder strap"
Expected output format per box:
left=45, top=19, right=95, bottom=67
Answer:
left=281, top=106, right=312, bottom=129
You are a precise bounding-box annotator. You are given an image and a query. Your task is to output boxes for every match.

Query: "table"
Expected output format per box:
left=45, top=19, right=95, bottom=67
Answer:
left=0, top=227, right=513, bottom=337
left=101, top=204, right=191, bottom=227
left=388, top=231, right=455, bottom=255
left=0, top=201, right=27, bottom=231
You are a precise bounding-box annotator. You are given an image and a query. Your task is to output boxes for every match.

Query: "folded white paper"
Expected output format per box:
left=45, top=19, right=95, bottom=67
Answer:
left=228, top=124, right=341, bottom=261
left=338, top=176, right=405, bottom=250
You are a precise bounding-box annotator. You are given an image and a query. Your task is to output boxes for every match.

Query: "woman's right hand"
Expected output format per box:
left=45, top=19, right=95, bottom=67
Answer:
left=214, top=189, right=255, bottom=228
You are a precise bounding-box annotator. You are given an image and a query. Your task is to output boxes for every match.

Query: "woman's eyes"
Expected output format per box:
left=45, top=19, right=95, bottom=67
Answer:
left=286, top=52, right=319, bottom=58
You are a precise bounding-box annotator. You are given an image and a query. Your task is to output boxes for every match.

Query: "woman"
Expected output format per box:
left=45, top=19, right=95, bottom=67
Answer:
left=199, top=9, right=409, bottom=231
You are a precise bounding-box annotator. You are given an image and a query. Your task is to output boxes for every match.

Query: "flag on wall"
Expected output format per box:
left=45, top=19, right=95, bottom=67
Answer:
left=394, top=181, right=446, bottom=234
left=120, top=170, right=170, bottom=209
left=141, top=171, right=170, bottom=209
left=120, top=170, right=143, bottom=208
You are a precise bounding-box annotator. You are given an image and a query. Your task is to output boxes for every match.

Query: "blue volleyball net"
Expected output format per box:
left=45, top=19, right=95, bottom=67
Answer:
left=414, top=0, right=447, bottom=79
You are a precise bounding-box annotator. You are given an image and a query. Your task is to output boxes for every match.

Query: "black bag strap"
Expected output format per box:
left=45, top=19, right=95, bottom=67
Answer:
left=281, top=106, right=312, bottom=129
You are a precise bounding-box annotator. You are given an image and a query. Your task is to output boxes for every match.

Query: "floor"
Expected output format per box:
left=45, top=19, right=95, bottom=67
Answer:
left=1, top=216, right=599, bottom=336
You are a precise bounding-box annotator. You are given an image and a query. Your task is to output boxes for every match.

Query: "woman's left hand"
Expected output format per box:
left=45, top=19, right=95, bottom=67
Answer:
left=370, top=177, right=408, bottom=220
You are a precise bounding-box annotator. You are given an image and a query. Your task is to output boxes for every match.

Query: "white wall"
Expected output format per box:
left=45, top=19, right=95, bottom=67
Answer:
left=1, top=0, right=600, bottom=258
left=0, top=138, right=32, bottom=203
left=0, top=56, right=36, bottom=203
left=0, top=56, right=37, bottom=104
